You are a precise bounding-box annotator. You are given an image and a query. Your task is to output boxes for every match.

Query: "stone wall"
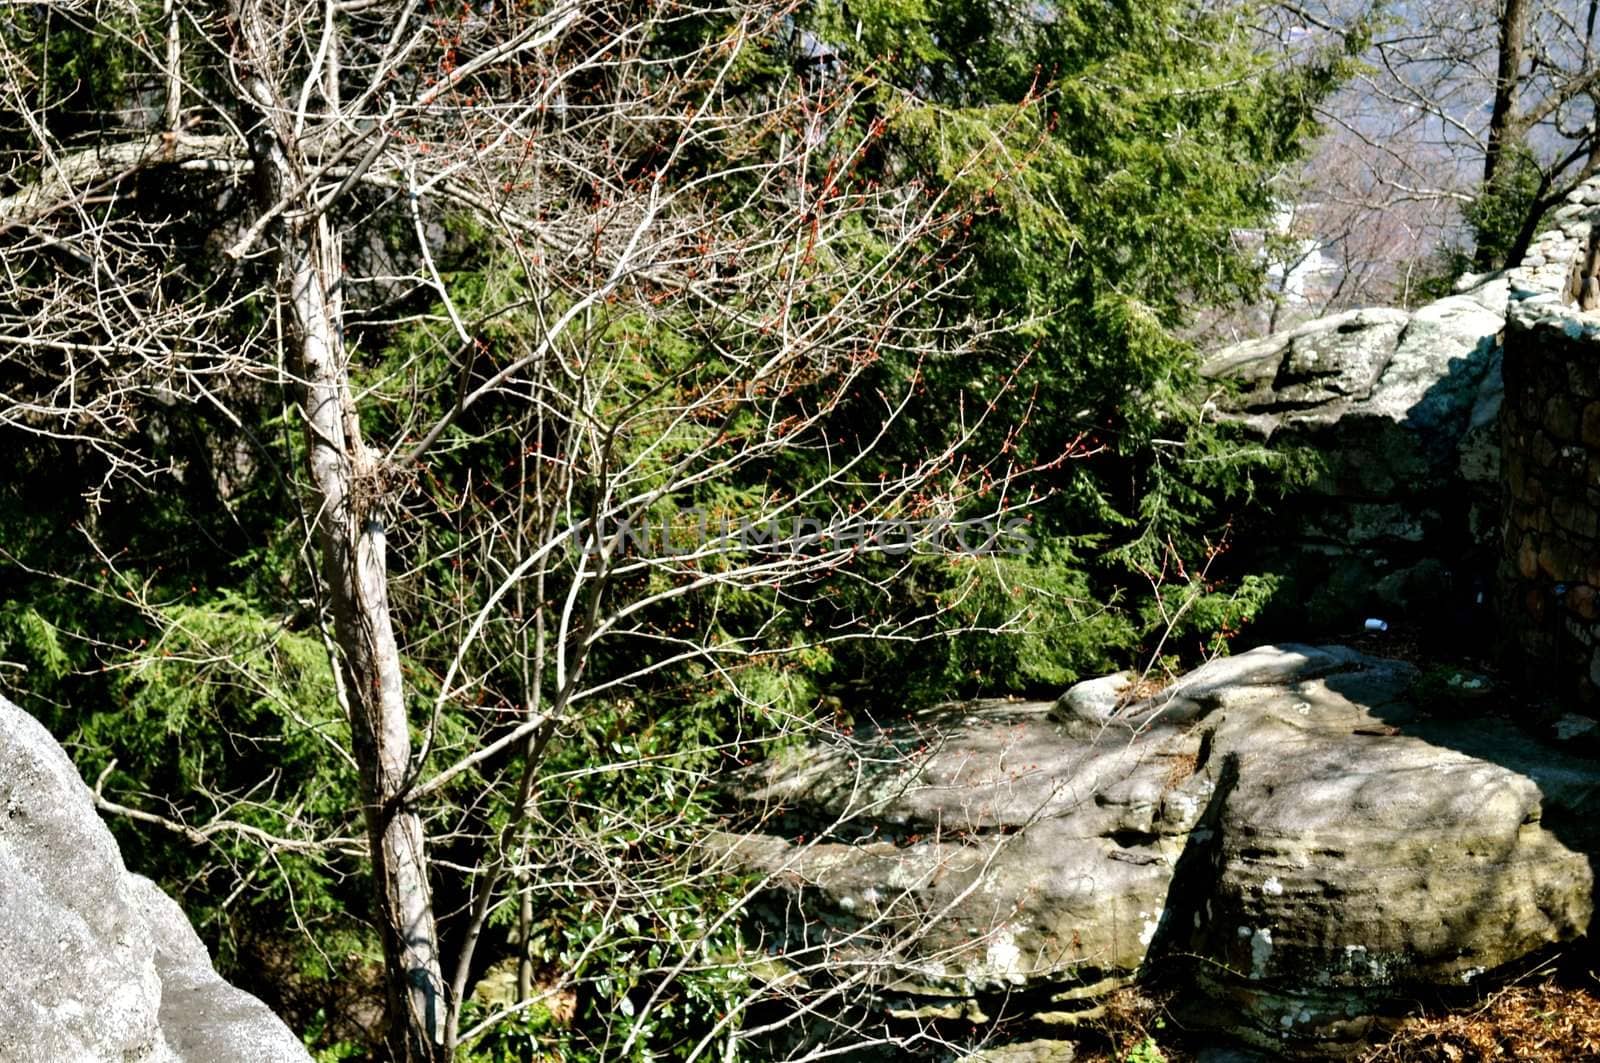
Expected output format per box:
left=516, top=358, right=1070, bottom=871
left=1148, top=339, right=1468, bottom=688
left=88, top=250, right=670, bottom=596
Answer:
left=1499, top=187, right=1600, bottom=711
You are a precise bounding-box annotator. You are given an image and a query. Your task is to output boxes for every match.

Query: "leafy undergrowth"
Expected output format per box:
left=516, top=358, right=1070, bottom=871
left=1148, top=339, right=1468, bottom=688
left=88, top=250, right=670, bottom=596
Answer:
left=1069, top=988, right=1188, bottom=1063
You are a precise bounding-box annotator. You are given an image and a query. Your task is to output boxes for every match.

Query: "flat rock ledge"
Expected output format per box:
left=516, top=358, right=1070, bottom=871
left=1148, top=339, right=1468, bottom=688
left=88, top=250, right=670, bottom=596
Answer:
left=0, top=693, right=312, bottom=1063
left=724, top=645, right=1600, bottom=1058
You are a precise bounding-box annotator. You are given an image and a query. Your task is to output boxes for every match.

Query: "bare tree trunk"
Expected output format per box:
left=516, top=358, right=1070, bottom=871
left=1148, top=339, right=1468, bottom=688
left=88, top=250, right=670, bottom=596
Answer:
left=290, top=218, right=444, bottom=1060
left=298, top=222, right=444, bottom=1058
left=243, top=74, right=446, bottom=1055
left=1475, top=0, right=1531, bottom=269
left=1475, top=0, right=1530, bottom=268
left=162, top=0, right=180, bottom=131
left=296, top=227, right=444, bottom=1062
left=1485, top=0, right=1528, bottom=190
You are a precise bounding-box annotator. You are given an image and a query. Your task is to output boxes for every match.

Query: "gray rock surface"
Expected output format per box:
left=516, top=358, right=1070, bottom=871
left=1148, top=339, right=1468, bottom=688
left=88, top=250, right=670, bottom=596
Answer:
left=1051, top=669, right=1133, bottom=724
left=728, top=645, right=1600, bottom=1057
left=0, top=693, right=311, bottom=1063
left=960, top=1040, right=1077, bottom=1062
left=1203, top=292, right=1503, bottom=473
left=1202, top=279, right=1508, bottom=628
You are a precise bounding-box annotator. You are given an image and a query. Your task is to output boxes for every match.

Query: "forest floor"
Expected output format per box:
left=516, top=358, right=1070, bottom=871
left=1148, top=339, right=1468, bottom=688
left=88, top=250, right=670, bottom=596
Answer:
left=1073, top=971, right=1600, bottom=1062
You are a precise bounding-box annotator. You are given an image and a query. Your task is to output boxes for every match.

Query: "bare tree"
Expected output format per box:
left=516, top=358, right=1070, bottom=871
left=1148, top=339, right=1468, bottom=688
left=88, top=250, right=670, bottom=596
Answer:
left=0, top=0, right=1052, bottom=1056
left=1227, top=0, right=1600, bottom=319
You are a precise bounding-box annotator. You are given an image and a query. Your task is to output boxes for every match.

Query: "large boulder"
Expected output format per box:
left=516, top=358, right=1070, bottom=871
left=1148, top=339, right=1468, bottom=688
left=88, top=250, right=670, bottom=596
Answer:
left=0, top=693, right=312, bottom=1063
left=726, top=645, right=1600, bottom=1057
left=1202, top=281, right=1509, bottom=630
left=1203, top=289, right=1505, bottom=489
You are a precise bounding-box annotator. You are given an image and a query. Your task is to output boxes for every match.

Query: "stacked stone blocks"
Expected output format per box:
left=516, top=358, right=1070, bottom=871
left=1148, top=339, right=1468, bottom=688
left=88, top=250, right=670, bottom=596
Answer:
left=1500, top=207, right=1600, bottom=710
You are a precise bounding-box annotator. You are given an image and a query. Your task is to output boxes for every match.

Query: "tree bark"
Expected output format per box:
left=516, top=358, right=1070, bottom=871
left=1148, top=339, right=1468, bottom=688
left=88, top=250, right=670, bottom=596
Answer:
left=1476, top=0, right=1530, bottom=269
left=1485, top=0, right=1528, bottom=191
left=0, top=134, right=239, bottom=229
left=242, top=71, right=446, bottom=1060
left=291, top=215, right=446, bottom=1062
